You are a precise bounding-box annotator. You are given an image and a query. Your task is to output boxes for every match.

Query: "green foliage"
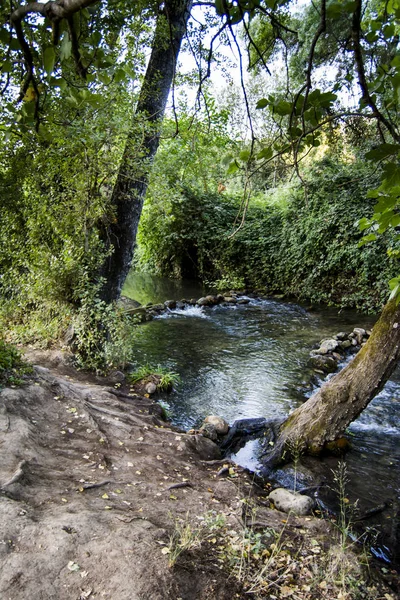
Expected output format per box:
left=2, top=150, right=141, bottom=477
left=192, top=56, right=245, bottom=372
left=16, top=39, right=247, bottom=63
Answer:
left=138, top=155, right=397, bottom=311
left=0, top=339, right=32, bottom=387
left=128, top=364, right=181, bottom=391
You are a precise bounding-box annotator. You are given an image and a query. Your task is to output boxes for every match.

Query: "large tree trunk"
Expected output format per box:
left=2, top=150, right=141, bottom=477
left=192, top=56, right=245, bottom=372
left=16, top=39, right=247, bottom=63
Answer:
left=99, top=0, right=193, bottom=303
left=264, top=298, right=400, bottom=468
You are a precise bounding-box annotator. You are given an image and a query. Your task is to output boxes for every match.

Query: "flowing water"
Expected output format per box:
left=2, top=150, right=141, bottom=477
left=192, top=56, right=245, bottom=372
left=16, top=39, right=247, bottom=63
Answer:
left=123, top=272, right=400, bottom=563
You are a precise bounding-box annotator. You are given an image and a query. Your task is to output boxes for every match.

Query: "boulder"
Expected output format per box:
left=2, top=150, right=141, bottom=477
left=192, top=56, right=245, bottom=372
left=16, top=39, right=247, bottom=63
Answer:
left=237, top=298, right=250, bottom=305
left=269, top=488, right=314, bottom=516
left=109, top=370, right=125, bottom=384
left=339, top=339, right=352, bottom=350
left=204, top=415, right=229, bottom=435
left=309, top=354, right=338, bottom=373
left=197, top=297, right=211, bottom=306
left=150, top=303, right=165, bottom=312
left=316, top=338, right=339, bottom=354
left=199, top=423, right=218, bottom=442
left=185, top=435, right=221, bottom=460
left=224, top=297, right=237, bottom=303
left=205, top=295, right=218, bottom=305
left=216, top=294, right=225, bottom=303
left=145, top=382, right=157, bottom=395
left=164, top=300, right=176, bottom=309
left=176, top=301, right=186, bottom=309
left=353, top=327, right=366, bottom=345
left=335, top=332, right=348, bottom=341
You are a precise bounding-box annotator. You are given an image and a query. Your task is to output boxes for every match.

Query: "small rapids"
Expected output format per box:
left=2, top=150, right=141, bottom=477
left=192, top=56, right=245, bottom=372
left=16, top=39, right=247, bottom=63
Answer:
left=158, top=306, right=209, bottom=319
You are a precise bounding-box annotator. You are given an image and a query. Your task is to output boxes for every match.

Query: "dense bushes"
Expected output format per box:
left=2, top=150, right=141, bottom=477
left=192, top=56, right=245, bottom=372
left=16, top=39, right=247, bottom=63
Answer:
left=137, top=157, right=396, bottom=311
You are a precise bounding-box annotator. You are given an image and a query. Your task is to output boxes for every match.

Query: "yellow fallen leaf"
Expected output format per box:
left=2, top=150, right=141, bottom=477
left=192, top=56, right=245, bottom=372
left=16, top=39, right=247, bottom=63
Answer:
left=61, top=498, right=68, bottom=503
left=102, top=493, right=109, bottom=499
left=135, top=470, right=141, bottom=475
left=169, top=494, right=177, bottom=500
left=78, top=487, right=84, bottom=492
left=104, top=506, right=112, bottom=510
left=115, top=489, right=122, bottom=494
left=161, top=547, right=170, bottom=555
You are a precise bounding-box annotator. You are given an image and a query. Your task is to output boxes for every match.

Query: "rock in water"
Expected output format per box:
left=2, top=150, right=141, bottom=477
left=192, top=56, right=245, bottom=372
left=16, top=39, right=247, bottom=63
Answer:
left=145, top=382, right=157, bottom=395
left=204, top=415, right=229, bottom=435
left=269, top=488, right=314, bottom=516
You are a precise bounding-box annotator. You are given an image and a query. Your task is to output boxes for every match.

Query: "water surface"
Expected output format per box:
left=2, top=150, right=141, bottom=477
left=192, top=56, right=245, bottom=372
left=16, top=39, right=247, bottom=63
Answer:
left=123, top=273, right=400, bottom=562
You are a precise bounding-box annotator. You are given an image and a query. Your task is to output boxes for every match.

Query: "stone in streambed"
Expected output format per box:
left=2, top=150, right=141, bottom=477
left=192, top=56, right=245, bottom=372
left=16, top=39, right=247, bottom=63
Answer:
left=309, top=354, right=338, bottom=373
left=197, top=297, right=211, bottom=306
left=164, top=300, right=176, bottom=309
left=353, top=327, right=366, bottom=345
left=339, top=339, right=352, bottom=350
left=204, top=415, right=229, bottom=435
left=269, top=488, right=314, bottom=516
left=314, top=338, right=339, bottom=354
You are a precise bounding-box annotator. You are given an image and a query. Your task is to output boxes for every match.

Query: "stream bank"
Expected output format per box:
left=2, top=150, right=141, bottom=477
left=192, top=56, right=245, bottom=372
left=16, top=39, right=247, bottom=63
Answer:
left=0, top=353, right=398, bottom=599
left=120, top=273, right=400, bottom=567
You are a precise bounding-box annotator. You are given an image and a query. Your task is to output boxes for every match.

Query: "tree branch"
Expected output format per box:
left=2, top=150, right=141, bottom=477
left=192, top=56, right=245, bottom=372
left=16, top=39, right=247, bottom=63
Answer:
left=351, top=0, right=400, bottom=143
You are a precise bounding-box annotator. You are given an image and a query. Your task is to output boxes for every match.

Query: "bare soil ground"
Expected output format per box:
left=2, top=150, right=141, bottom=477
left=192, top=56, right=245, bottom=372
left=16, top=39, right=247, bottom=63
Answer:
left=0, top=351, right=398, bottom=599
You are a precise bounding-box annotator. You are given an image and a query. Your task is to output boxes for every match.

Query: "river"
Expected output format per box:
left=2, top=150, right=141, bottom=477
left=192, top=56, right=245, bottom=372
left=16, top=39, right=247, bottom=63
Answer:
left=123, top=272, right=400, bottom=563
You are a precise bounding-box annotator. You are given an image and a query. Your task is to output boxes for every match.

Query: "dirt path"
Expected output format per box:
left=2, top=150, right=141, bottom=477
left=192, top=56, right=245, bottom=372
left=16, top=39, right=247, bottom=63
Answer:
left=0, top=357, right=398, bottom=599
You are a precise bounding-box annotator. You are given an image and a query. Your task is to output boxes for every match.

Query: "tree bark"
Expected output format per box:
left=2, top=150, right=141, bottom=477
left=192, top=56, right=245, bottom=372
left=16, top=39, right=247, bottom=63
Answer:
left=264, top=298, right=400, bottom=468
left=99, top=0, right=193, bottom=303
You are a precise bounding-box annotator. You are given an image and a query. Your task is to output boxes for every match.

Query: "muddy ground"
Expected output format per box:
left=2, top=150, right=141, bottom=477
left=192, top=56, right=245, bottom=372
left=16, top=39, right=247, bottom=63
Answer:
left=0, top=352, right=398, bottom=599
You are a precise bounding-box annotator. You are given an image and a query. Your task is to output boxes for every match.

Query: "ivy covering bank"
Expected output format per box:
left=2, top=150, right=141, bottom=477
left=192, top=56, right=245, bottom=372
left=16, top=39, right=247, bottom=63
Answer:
left=137, top=156, right=396, bottom=312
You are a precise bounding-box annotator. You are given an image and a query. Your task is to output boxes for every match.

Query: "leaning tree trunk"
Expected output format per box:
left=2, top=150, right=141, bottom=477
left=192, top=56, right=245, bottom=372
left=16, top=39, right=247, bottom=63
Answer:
left=265, top=298, right=400, bottom=468
left=99, top=0, right=193, bottom=303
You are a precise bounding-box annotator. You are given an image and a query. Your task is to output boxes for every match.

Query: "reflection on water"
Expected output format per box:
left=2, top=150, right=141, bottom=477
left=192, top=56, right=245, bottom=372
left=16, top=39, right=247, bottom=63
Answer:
left=124, top=273, right=400, bottom=561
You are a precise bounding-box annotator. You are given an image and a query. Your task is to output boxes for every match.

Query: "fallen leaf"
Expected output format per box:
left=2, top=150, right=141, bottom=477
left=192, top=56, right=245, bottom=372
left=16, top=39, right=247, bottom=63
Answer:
left=161, top=547, right=170, bottom=555
left=102, top=493, right=109, bottom=499
left=67, top=561, right=80, bottom=572
left=169, top=495, right=177, bottom=500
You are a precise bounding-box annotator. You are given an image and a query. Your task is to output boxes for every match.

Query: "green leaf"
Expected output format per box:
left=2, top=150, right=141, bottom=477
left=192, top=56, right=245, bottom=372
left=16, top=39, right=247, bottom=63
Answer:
left=256, top=98, right=269, bottom=109
left=215, top=0, right=225, bottom=15
left=358, top=217, right=372, bottom=231
left=365, top=144, right=400, bottom=160
left=49, top=77, right=67, bottom=90
left=114, top=68, right=126, bottom=83
left=226, top=161, right=240, bottom=175
left=0, top=28, right=10, bottom=44
left=381, top=162, right=400, bottom=189
left=1, top=60, right=12, bottom=73
left=91, top=31, right=102, bottom=46
left=239, top=150, right=251, bottom=161
left=273, top=100, right=292, bottom=116
left=257, top=147, right=273, bottom=160
left=43, top=46, right=56, bottom=76
left=358, top=233, right=377, bottom=247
